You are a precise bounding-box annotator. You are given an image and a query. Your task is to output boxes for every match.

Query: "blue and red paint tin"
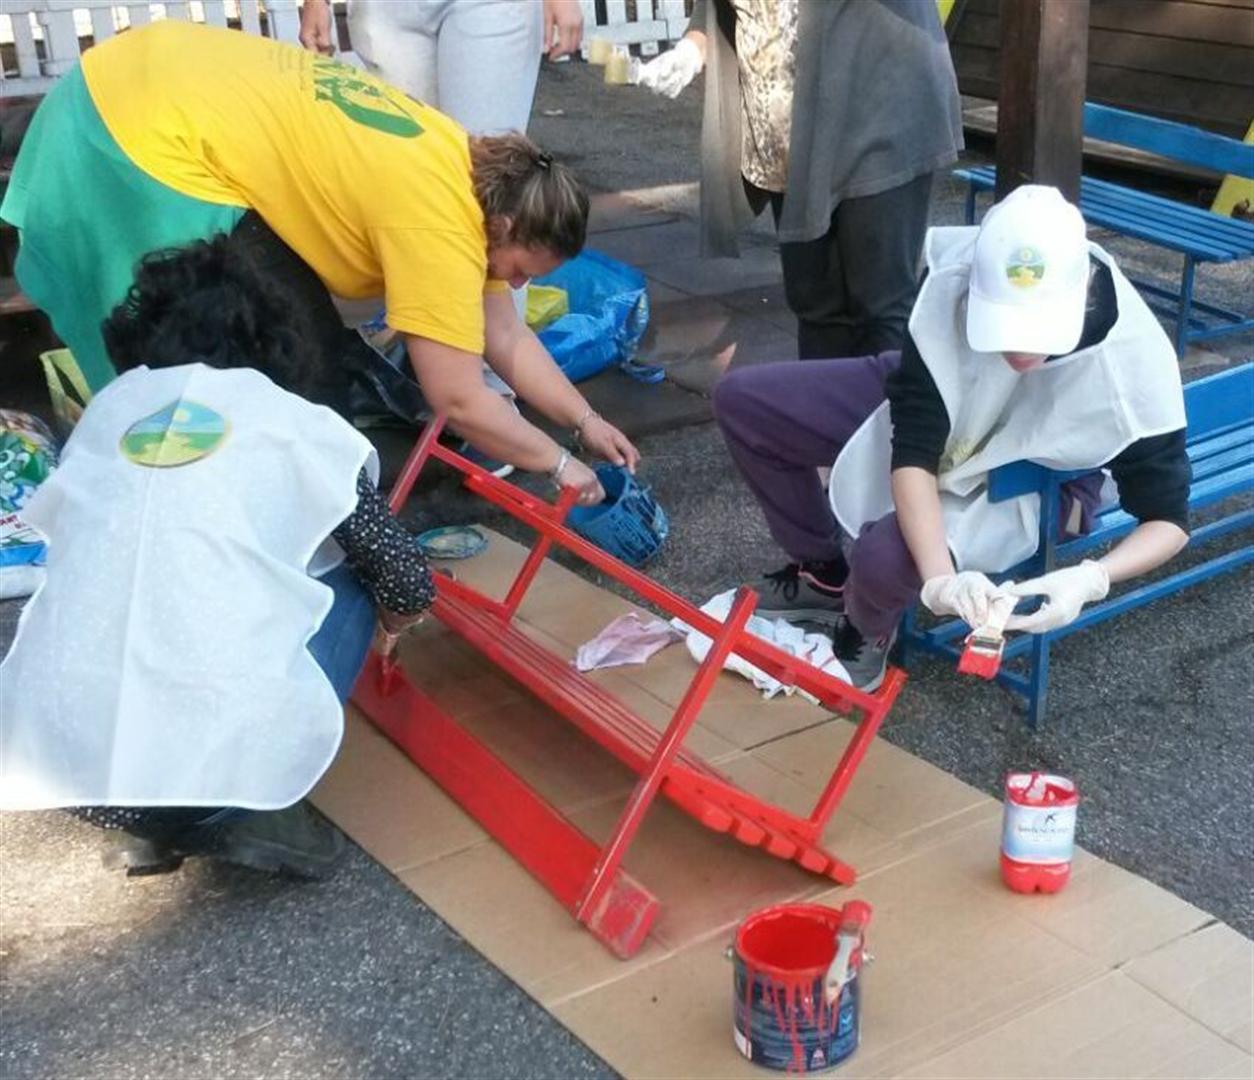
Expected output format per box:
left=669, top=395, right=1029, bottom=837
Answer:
left=731, top=901, right=872, bottom=1073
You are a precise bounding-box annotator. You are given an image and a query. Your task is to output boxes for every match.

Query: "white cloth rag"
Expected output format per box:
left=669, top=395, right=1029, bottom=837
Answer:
left=575, top=612, right=683, bottom=672
left=670, top=589, right=851, bottom=701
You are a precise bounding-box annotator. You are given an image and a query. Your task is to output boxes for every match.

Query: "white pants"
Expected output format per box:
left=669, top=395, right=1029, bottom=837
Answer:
left=348, top=0, right=542, bottom=365
left=348, top=0, right=544, bottom=136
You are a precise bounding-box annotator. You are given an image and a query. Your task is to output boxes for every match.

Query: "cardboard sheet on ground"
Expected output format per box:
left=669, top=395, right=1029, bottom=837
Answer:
left=312, top=531, right=1253, bottom=1078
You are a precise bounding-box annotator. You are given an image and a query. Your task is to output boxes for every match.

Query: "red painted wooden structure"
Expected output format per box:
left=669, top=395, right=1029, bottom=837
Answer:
left=351, top=417, right=906, bottom=959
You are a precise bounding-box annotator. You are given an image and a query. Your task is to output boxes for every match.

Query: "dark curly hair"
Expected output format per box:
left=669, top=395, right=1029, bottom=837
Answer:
left=102, top=234, right=316, bottom=398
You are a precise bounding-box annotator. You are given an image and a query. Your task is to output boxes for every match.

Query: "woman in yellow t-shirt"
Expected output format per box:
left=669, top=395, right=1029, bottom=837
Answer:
left=0, top=21, right=638, bottom=504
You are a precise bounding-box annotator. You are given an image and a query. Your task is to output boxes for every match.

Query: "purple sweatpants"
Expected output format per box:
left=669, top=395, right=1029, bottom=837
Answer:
left=713, top=353, right=915, bottom=639
left=712, top=353, right=1103, bottom=639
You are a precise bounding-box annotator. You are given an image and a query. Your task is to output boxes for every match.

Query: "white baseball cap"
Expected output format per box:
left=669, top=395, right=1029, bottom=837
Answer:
left=966, top=184, right=1090, bottom=355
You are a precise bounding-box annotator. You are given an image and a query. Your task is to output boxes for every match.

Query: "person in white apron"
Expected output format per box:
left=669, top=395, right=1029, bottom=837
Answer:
left=0, top=236, right=435, bottom=878
left=713, top=185, right=1190, bottom=690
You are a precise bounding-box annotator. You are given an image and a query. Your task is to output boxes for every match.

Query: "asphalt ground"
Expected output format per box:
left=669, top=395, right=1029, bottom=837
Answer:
left=2, top=57, right=1252, bottom=1080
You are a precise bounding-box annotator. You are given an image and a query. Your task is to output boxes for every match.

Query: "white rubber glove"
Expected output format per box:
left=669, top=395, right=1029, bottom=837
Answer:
left=1003, top=560, right=1110, bottom=634
left=636, top=37, right=703, bottom=98
left=920, top=571, right=1008, bottom=629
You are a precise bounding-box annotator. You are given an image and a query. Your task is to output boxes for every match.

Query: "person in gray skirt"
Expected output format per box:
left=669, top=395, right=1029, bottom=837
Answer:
left=638, top=0, right=964, bottom=359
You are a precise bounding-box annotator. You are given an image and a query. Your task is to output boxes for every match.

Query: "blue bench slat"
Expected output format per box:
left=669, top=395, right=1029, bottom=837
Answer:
left=1078, top=189, right=1254, bottom=250
left=958, top=176, right=1238, bottom=262
left=1083, top=104, right=1254, bottom=180
left=1077, top=187, right=1254, bottom=257
left=1079, top=201, right=1254, bottom=257
left=1190, top=441, right=1254, bottom=484
left=1184, top=365, right=1254, bottom=432
left=1067, top=192, right=1244, bottom=260
left=986, top=429, right=1251, bottom=504
left=1188, top=427, right=1253, bottom=471
left=955, top=166, right=1254, bottom=261
left=1079, top=175, right=1254, bottom=244
left=1062, top=469, right=1251, bottom=558
left=1079, top=210, right=1237, bottom=261
left=1080, top=180, right=1254, bottom=240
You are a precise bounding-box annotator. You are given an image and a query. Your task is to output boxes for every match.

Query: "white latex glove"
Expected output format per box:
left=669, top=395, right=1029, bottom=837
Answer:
left=1003, top=560, right=1110, bottom=634
left=636, top=37, right=703, bottom=98
left=920, top=571, right=1008, bottom=629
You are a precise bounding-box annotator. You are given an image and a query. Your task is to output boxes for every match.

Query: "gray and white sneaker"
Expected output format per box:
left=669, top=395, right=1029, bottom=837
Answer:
left=830, top=615, right=895, bottom=692
left=750, top=561, right=846, bottom=625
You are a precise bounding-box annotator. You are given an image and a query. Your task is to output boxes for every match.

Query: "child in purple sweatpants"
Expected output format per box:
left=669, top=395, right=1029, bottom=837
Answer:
left=713, top=186, right=1191, bottom=690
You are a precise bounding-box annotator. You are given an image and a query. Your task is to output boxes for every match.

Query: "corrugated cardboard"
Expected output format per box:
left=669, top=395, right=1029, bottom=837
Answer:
left=313, top=531, right=1253, bottom=1078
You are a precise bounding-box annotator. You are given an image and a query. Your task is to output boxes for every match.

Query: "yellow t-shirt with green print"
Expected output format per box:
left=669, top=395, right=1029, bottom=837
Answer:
left=82, top=20, right=503, bottom=355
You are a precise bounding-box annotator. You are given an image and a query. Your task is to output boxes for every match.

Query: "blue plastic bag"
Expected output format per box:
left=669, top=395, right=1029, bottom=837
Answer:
left=533, top=250, right=651, bottom=383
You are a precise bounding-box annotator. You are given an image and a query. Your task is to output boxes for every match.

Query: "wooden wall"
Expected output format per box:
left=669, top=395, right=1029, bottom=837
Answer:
left=950, top=0, right=1254, bottom=137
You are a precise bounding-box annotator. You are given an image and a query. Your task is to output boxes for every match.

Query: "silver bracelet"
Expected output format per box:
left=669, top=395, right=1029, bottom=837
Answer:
left=548, top=448, right=572, bottom=485
left=573, top=406, right=598, bottom=438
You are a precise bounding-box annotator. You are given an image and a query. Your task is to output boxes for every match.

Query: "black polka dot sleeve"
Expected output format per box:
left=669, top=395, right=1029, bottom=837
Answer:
left=331, top=470, right=436, bottom=616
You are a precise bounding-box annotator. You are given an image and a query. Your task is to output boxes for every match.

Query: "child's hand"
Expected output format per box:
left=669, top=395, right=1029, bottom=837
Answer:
left=920, top=571, right=1008, bottom=629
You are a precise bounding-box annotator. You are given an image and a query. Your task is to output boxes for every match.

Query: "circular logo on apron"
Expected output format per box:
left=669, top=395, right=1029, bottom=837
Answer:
left=1005, top=246, right=1046, bottom=288
left=120, top=400, right=228, bottom=468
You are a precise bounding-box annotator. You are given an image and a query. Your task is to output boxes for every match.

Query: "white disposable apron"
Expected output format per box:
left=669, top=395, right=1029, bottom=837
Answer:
left=0, top=364, right=377, bottom=810
left=829, top=229, right=1185, bottom=573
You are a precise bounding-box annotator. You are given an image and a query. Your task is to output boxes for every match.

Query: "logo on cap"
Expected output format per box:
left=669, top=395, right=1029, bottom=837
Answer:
left=1005, top=246, right=1046, bottom=289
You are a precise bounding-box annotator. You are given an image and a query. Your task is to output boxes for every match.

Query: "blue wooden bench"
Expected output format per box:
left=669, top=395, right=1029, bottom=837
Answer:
left=902, top=363, right=1254, bottom=729
left=955, top=104, right=1254, bottom=357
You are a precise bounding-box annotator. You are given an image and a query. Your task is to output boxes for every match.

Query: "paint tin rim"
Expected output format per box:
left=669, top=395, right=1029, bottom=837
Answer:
left=733, top=902, right=847, bottom=980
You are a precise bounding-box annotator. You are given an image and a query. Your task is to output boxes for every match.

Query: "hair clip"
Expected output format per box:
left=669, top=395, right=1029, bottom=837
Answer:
left=534, top=152, right=553, bottom=171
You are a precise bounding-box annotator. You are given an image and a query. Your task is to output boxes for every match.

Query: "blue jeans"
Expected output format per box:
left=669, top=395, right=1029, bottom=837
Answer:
left=308, top=562, right=377, bottom=703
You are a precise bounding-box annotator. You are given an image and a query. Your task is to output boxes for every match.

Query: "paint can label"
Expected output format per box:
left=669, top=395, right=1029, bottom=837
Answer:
left=733, top=1025, right=752, bottom=1059
left=1001, top=801, right=1077, bottom=864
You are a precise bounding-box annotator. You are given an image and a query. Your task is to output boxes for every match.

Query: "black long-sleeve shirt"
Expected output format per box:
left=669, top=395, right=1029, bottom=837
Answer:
left=330, top=470, right=435, bottom=614
left=886, top=260, right=1190, bottom=531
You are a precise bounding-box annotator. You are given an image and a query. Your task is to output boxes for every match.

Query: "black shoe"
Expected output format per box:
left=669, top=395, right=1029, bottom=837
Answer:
left=101, top=832, right=185, bottom=876
left=750, top=559, right=847, bottom=626
left=830, top=615, right=895, bottom=692
left=184, top=803, right=346, bottom=880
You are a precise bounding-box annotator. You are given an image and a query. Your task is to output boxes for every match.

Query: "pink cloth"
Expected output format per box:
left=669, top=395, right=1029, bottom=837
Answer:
left=574, top=613, right=683, bottom=672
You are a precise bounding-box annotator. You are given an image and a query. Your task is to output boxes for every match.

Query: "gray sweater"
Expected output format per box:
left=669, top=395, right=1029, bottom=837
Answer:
left=691, top=0, right=964, bottom=256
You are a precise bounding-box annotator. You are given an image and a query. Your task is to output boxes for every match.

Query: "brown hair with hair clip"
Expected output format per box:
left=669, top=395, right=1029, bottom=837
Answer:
left=469, top=133, right=588, bottom=259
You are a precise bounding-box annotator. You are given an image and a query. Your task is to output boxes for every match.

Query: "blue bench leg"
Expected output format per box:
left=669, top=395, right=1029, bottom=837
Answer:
left=1175, top=255, right=1196, bottom=358
left=898, top=608, right=917, bottom=668
left=1026, top=632, right=1051, bottom=730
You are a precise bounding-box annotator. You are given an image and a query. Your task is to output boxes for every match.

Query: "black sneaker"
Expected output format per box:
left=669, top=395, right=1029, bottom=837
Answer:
left=185, top=802, right=346, bottom=880
left=750, top=561, right=847, bottom=625
left=830, top=615, right=895, bottom=692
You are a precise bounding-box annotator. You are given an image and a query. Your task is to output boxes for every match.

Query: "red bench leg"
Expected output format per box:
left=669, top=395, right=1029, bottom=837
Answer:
left=575, top=588, right=758, bottom=925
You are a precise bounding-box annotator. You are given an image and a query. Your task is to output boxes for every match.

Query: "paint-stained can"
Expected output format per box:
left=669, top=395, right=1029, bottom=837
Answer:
left=731, top=903, right=869, bottom=1072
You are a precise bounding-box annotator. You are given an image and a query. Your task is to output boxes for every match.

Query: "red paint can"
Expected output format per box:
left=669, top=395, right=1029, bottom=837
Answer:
left=1000, top=772, right=1079, bottom=894
left=731, top=902, right=871, bottom=1073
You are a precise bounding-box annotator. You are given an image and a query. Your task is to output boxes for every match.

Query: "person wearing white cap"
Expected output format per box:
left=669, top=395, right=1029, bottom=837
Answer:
left=713, top=185, right=1190, bottom=690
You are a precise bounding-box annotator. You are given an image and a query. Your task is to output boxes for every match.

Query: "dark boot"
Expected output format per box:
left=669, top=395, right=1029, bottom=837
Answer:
left=101, top=832, right=185, bottom=876
left=184, top=802, right=346, bottom=880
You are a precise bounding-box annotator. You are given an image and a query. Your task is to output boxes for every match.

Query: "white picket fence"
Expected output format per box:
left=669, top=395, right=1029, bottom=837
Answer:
left=577, top=0, right=689, bottom=56
left=0, top=0, right=690, bottom=96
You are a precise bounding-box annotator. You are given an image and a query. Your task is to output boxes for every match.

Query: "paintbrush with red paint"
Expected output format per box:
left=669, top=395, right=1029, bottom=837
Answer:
left=957, top=593, right=1016, bottom=681
left=823, top=900, right=873, bottom=1006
